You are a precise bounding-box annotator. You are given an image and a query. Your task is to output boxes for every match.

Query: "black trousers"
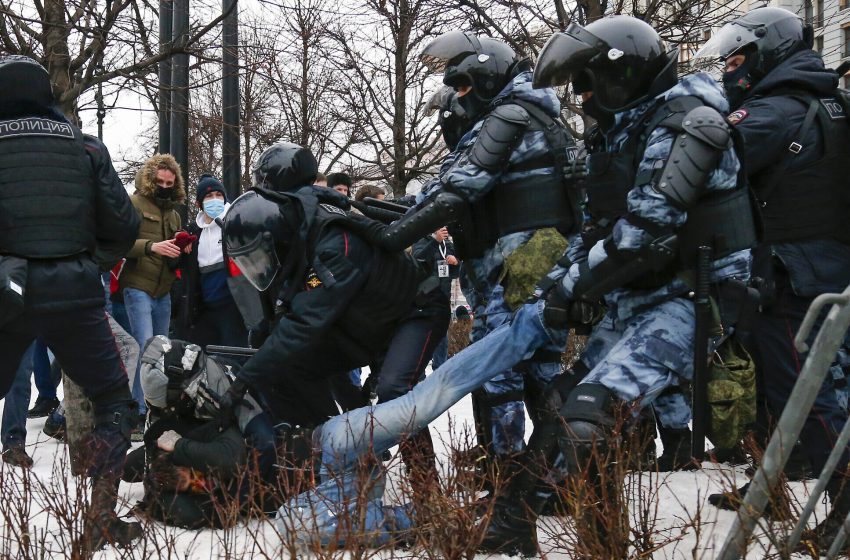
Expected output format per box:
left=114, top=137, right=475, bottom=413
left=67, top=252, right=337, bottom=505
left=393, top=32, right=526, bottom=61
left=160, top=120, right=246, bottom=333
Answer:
left=0, top=306, right=129, bottom=400
left=753, top=277, right=850, bottom=476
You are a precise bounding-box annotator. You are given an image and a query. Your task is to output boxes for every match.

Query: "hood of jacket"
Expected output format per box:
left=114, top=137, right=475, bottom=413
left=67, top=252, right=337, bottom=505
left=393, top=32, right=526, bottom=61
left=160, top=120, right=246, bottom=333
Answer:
left=492, top=70, right=562, bottom=119
left=134, top=153, right=187, bottom=204
left=748, top=49, right=838, bottom=99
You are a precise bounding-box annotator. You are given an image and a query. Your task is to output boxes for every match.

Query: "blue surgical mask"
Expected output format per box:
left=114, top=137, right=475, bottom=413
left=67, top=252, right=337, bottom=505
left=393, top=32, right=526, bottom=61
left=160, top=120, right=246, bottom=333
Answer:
left=203, top=199, right=225, bottom=220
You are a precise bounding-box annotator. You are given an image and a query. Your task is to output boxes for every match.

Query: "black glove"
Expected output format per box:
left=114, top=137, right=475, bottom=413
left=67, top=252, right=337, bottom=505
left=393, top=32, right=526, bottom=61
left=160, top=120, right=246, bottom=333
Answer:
left=563, top=156, right=588, bottom=184
left=543, top=285, right=573, bottom=329
left=217, top=378, right=249, bottom=430
left=544, top=284, right=606, bottom=331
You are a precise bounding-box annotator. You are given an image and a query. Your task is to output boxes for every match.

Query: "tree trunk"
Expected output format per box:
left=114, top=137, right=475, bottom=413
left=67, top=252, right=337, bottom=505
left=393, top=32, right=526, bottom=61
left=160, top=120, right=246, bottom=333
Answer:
left=41, top=0, right=78, bottom=122
left=391, top=0, right=412, bottom=199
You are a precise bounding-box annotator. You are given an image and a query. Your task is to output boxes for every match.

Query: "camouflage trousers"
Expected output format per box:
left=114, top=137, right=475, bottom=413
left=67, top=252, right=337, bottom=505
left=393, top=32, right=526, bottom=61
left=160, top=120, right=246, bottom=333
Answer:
left=578, top=296, right=695, bottom=427
left=475, top=286, right=565, bottom=455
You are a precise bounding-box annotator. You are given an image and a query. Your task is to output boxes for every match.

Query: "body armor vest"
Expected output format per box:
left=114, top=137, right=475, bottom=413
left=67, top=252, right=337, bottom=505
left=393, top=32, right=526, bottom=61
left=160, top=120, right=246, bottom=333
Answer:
left=751, top=90, right=850, bottom=245
left=0, top=117, right=95, bottom=258
left=450, top=101, right=581, bottom=260
left=581, top=97, right=757, bottom=265
left=0, top=117, right=95, bottom=259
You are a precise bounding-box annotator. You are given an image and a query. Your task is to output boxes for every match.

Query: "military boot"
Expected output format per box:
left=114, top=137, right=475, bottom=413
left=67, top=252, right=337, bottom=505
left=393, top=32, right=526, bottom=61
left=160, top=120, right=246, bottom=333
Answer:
left=478, top=482, right=539, bottom=557
left=85, top=477, right=142, bottom=550
left=808, top=478, right=850, bottom=553
left=656, top=427, right=697, bottom=471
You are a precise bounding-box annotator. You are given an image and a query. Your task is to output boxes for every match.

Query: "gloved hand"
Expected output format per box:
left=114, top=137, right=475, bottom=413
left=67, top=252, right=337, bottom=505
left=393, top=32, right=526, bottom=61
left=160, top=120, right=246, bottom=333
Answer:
left=543, top=285, right=573, bottom=329
left=563, top=156, right=588, bottom=184
left=217, top=378, right=249, bottom=430
left=544, top=284, right=606, bottom=331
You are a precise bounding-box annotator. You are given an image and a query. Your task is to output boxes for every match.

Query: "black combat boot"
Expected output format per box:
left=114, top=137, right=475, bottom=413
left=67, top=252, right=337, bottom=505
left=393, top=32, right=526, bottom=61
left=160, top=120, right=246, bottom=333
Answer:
left=809, top=478, right=850, bottom=553
left=85, top=477, right=142, bottom=550
left=656, top=426, right=697, bottom=471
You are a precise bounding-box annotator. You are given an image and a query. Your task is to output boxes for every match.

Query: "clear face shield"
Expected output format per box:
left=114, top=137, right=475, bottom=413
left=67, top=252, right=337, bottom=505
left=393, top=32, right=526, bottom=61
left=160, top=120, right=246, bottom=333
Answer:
left=694, top=22, right=763, bottom=63
left=227, top=231, right=280, bottom=292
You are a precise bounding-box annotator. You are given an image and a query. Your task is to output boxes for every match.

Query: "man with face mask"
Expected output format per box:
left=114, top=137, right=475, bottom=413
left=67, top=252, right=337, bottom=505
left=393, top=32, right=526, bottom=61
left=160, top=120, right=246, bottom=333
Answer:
left=182, top=174, right=247, bottom=348
left=694, top=8, right=850, bottom=551
left=410, top=31, right=581, bottom=467
left=120, top=154, right=187, bottom=418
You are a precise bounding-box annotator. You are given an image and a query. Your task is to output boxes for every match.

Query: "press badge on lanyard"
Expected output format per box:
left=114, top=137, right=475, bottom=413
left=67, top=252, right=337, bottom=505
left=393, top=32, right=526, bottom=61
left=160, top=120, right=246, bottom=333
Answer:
left=436, top=241, right=450, bottom=278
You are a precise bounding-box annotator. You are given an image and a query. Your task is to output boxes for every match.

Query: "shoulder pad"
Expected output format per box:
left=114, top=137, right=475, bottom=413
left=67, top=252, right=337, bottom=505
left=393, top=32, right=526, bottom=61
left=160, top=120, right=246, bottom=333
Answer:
left=681, top=106, right=731, bottom=150
left=490, top=103, right=531, bottom=125
left=469, top=104, right=530, bottom=171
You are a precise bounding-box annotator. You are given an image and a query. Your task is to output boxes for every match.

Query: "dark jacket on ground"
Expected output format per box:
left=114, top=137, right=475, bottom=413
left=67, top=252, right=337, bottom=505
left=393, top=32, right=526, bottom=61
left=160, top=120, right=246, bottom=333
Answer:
left=732, top=49, right=850, bottom=296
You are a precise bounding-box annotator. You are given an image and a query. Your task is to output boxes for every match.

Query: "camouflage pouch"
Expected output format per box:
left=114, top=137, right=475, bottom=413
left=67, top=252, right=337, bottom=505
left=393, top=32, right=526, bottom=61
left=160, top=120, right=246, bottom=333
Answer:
left=502, top=228, right=569, bottom=311
left=706, top=337, right=756, bottom=452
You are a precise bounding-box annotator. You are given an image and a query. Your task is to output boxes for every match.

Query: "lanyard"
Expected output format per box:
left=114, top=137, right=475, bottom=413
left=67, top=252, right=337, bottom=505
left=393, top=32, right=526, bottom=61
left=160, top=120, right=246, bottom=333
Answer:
left=437, top=240, right=447, bottom=260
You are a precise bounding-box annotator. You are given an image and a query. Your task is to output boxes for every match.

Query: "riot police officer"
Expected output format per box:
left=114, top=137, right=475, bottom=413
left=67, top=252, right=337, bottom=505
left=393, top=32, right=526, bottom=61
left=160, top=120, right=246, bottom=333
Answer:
left=695, top=7, right=850, bottom=550
left=479, top=16, right=757, bottom=555
left=413, top=30, right=579, bottom=464
left=0, top=56, right=142, bottom=549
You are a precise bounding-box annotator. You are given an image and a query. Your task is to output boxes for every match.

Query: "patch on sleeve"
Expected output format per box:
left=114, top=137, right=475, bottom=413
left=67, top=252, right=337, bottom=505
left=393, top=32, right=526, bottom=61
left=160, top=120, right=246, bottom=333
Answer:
left=304, top=270, right=323, bottom=290
left=820, top=98, right=846, bottom=120
left=726, top=109, right=749, bottom=125
left=319, top=203, right=346, bottom=216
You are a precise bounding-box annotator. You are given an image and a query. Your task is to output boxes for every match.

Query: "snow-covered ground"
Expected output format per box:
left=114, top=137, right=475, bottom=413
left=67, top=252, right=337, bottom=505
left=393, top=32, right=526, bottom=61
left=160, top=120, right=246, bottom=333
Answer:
left=0, top=376, right=834, bottom=559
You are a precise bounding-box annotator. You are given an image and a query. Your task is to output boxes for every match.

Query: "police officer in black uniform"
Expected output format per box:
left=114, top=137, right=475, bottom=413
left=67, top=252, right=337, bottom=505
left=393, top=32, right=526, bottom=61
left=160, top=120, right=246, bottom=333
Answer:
left=220, top=142, right=422, bottom=430
left=695, top=8, right=850, bottom=549
left=0, top=56, right=142, bottom=549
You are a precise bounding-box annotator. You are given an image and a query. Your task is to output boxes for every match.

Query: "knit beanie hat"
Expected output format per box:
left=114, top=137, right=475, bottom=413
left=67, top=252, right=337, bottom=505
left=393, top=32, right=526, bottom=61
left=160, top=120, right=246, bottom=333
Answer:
left=196, top=173, right=227, bottom=205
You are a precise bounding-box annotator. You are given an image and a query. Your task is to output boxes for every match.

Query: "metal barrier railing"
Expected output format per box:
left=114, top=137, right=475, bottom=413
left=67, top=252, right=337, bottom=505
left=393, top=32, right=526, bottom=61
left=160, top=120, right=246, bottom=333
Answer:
left=717, top=283, right=850, bottom=560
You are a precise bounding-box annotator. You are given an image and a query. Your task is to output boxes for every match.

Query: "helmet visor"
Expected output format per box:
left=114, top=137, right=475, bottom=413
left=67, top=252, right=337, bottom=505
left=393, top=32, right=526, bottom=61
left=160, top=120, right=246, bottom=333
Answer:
left=227, top=232, right=280, bottom=292
left=694, top=22, right=761, bottom=62
left=532, top=25, right=604, bottom=89
left=421, top=31, right=480, bottom=73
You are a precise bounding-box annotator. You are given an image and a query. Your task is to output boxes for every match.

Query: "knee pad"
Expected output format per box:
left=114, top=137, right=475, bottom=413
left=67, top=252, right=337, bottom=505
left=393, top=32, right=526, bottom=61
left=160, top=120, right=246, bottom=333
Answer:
left=89, top=388, right=139, bottom=478
left=556, top=383, right=617, bottom=473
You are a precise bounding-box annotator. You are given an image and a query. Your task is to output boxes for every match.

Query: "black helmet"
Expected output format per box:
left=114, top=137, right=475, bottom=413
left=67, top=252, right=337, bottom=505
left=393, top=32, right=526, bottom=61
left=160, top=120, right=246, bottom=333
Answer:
left=533, top=16, right=678, bottom=113
left=426, top=85, right=472, bottom=150
left=252, top=142, right=318, bottom=192
left=0, top=55, right=54, bottom=117
left=421, top=31, right=522, bottom=119
left=223, top=190, right=290, bottom=291
left=694, top=8, right=809, bottom=75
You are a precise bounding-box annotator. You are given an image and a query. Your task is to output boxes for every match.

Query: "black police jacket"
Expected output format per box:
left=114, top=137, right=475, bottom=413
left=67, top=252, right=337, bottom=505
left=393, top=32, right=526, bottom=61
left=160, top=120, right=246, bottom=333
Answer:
left=0, top=114, right=140, bottom=312
left=237, top=218, right=419, bottom=386
left=732, top=49, right=850, bottom=296
left=411, top=236, right=458, bottom=320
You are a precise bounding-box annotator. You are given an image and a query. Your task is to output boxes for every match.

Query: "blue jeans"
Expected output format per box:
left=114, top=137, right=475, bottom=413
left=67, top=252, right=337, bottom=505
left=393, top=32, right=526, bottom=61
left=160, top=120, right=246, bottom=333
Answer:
left=124, top=288, right=171, bottom=414
left=2, top=343, right=35, bottom=450
left=279, top=300, right=566, bottom=544
left=316, top=298, right=564, bottom=471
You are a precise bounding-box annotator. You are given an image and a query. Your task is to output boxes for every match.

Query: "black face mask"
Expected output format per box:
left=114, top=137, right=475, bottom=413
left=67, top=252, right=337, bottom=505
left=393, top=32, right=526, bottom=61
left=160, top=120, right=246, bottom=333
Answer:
left=722, top=57, right=756, bottom=111
left=457, top=93, right=489, bottom=123
left=155, top=186, right=174, bottom=200
left=581, top=95, right=615, bottom=132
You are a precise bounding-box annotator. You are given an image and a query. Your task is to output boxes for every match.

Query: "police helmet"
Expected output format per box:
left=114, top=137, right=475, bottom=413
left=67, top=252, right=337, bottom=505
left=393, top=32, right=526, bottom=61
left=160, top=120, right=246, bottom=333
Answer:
left=0, top=55, right=54, bottom=117
left=421, top=31, right=522, bottom=118
left=426, top=85, right=472, bottom=151
left=694, top=8, right=810, bottom=75
left=533, top=16, right=678, bottom=113
left=222, top=190, right=290, bottom=292
left=252, top=141, right=318, bottom=192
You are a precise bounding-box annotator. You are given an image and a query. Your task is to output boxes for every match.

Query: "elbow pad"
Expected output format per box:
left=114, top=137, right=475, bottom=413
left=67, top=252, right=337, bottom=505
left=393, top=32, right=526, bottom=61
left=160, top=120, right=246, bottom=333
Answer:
left=654, top=106, right=731, bottom=210
left=379, top=192, right=467, bottom=252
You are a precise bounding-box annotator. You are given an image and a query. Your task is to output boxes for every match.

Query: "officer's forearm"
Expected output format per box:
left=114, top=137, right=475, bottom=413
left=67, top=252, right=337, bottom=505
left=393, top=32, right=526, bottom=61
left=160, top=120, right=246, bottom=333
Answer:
left=379, top=192, right=467, bottom=252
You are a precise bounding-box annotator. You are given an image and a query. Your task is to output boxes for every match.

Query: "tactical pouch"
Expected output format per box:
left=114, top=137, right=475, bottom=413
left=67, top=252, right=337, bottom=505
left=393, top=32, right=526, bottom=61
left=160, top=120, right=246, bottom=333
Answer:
left=0, top=255, right=26, bottom=328
left=502, top=228, right=569, bottom=311
left=705, top=337, right=756, bottom=452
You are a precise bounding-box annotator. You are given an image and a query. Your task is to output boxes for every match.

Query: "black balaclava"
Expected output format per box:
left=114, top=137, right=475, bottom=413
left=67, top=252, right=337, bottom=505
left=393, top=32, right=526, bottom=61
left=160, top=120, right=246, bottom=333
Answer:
left=722, top=48, right=759, bottom=110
